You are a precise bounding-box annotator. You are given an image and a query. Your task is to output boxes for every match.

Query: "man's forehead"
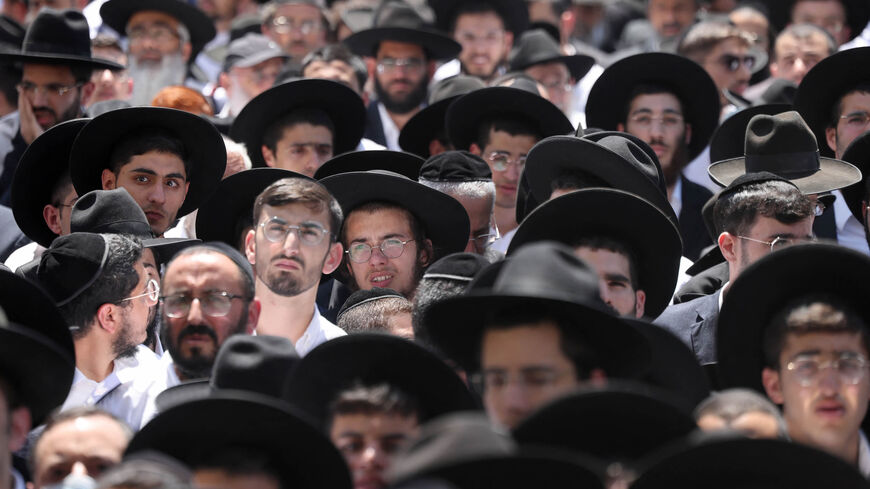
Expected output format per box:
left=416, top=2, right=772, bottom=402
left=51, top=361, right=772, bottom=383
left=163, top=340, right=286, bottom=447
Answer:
left=166, top=251, right=240, bottom=285
left=21, top=63, right=76, bottom=83
left=376, top=40, right=425, bottom=59
left=261, top=202, right=329, bottom=224
left=628, top=92, right=682, bottom=112
left=275, top=2, right=324, bottom=19
left=128, top=10, right=182, bottom=29
left=345, top=206, right=413, bottom=237
left=279, top=121, right=334, bottom=143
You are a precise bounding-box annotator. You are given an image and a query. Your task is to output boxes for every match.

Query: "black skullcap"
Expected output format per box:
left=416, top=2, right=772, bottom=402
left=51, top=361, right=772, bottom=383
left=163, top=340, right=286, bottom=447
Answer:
left=337, top=287, right=405, bottom=322
left=177, top=242, right=254, bottom=287
left=419, top=151, right=492, bottom=182
left=718, top=171, right=796, bottom=200
left=37, top=233, right=109, bottom=306
left=422, top=252, right=492, bottom=282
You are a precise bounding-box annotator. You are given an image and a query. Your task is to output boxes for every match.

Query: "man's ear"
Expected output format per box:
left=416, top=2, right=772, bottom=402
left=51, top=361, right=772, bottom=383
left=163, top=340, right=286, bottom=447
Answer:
left=684, top=122, right=692, bottom=145
left=79, top=82, right=95, bottom=107
left=419, top=238, right=433, bottom=268
left=826, top=126, right=838, bottom=155
left=43, top=204, right=62, bottom=235
left=96, top=303, right=122, bottom=334
left=8, top=406, right=30, bottom=452
left=182, top=42, right=192, bottom=63
left=245, top=298, right=261, bottom=334
left=244, top=229, right=257, bottom=265
left=616, top=122, right=625, bottom=132
left=261, top=145, right=277, bottom=168
left=101, top=168, right=117, bottom=190
left=634, top=289, right=646, bottom=319
left=719, top=231, right=738, bottom=263
left=469, top=143, right=482, bottom=156
left=322, top=241, right=344, bottom=275
left=588, top=367, right=607, bottom=386
left=762, top=367, right=784, bottom=405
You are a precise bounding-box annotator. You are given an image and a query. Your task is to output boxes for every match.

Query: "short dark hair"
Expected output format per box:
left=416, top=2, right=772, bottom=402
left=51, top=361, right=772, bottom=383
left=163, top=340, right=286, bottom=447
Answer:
left=449, top=1, right=507, bottom=32
left=253, top=177, right=343, bottom=237
left=762, top=295, right=870, bottom=368
left=58, top=234, right=142, bottom=338
left=262, top=108, right=335, bottom=156
left=623, top=82, right=687, bottom=126
left=549, top=171, right=609, bottom=194
left=412, top=276, right=471, bottom=350
left=713, top=180, right=813, bottom=237
left=337, top=296, right=412, bottom=334
left=573, top=235, right=639, bottom=289
left=474, top=116, right=541, bottom=150
left=328, top=382, right=420, bottom=429
left=301, top=43, right=367, bottom=90
left=108, top=129, right=191, bottom=179
left=70, top=64, right=94, bottom=84
left=829, top=82, right=870, bottom=129
left=0, top=63, right=20, bottom=108
left=677, top=21, right=754, bottom=64
left=189, top=449, right=281, bottom=489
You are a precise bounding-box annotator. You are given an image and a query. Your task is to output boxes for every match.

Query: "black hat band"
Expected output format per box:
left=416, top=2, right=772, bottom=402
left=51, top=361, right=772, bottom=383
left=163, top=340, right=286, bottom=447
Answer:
left=744, top=151, right=821, bottom=179
left=24, top=40, right=88, bottom=56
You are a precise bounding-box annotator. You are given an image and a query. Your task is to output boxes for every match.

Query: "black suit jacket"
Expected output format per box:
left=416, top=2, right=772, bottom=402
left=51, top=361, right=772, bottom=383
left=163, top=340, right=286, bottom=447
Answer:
left=678, top=175, right=714, bottom=261
left=364, top=101, right=388, bottom=148
left=654, top=290, right=720, bottom=368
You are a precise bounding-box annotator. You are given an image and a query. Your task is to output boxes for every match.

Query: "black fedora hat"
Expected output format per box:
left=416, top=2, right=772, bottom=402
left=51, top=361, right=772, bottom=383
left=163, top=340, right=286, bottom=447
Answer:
left=840, top=130, right=870, bottom=222
left=422, top=241, right=651, bottom=374
left=399, top=75, right=486, bottom=159
left=343, top=0, right=461, bottom=60
left=10, top=118, right=87, bottom=248
left=36, top=232, right=108, bottom=307
left=100, top=0, right=217, bottom=60
left=127, top=392, right=352, bottom=489
left=512, top=383, right=698, bottom=464
left=196, top=168, right=315, bottom=248
left=716, top=243, right=870, bottom=394
left=708, top=104, right=792, bottom=164
left=230, top=79, right=366, bottom=169
left=0, top=9, right=122, bottom=70
left=795, top=47, right=870, bottom=158
left=0, top=270, right=74, bottom=425
left=283, top=333, right=478, bottom=428
left=586, top=52, right=720, bottom=160
left=507, top=188, right=682, bottom=319
left=320, top=170, right=470, bottom=260
left=430, top=0, right=529, bottom=35
left=446, top=82, right=574, bottom=151
left=631, top=435, right=870, bottom=489
left=509, top=29, right=594, bottom=80
left=708, top=111, right=861, bottom=195
left=69, top=106, right=226, bottom=220
left=419, top=150, right=491, bottom=183
left=314, top=150, right=424, bottom=180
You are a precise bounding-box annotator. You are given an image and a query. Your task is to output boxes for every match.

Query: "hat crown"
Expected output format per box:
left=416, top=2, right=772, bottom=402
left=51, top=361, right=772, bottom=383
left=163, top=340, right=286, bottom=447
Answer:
left=745, top=111, right=818, bottom=156
left=511, top=29, right=561, bottom=66
left=211, top=335, right=299, bottom=397
left=37, top=232, right=109, bottom=306
left=226, top=33, right=281, bottom=62
left=596, top=135, right=668, bottom=197
left=429, top=75, right=485, bottom=105
left=22, top=9, right=92, bottom=59
left=419, top=150, right=491, bottom=182
left=372, top=0, right=428, bottom=29
left=70, top=188, right=153, bottom=238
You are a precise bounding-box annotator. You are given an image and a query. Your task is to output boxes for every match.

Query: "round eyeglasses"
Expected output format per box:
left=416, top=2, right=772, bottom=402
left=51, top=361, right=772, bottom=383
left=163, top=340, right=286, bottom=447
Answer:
left=120, top=279, right=160, bottom=306
left=161, top=292, right=249, bottom=318
left=786, top=353, right=869, bottom=387
left=346, top=238, right=415, bottom=263
left=259, top=217, right=331, bottom=246
left=737, top=235, right=815, bottom=252
left=484, top=152, right=527, bottom=172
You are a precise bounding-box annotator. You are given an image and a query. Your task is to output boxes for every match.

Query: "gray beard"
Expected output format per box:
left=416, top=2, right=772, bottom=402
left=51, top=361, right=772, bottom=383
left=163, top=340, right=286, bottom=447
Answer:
left=129, top=53, right=188, bottom=106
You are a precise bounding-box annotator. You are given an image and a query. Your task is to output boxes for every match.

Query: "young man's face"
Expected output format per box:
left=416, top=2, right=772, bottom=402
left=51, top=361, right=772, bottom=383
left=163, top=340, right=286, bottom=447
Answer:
left=724, top=215, right=815, bottom=280
left=701, top=37, right=753, bottom=104
left=524, top=62, right=573, bottom=115
left=825, top=90, right=870, bottom=158
left=769, top=31, right=830, bottom=85
left=20, top=64, right=88, bottom=130
left=245, top=202, right=342, bottom=297
left=470, top=129, right=537, bottom=211
left=574, top=246, right=645, bottom=319
left=262, top=3, right=326, bottom=61
left=343, top=207, right=430, bottom=298
left=101, top=149, right=190, bottom=235
left=330, top=412, right=419, bottom=489
left=261, top=122, right=334, bottom=177
left=618, top=92, right=690, bottom=182
left=646, top=0, right=697, bottom=39
left=479, top=321, right=586, bottom=429
left=763, top=331, right=870, bottom=455
left=453, top=11, right=512, bottom=81
left=791, top=0, right=850, bottom=46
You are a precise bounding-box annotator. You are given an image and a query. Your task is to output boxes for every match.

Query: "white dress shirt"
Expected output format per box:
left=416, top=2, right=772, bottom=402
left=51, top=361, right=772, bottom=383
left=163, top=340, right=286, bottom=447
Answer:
left=293, top=306, right=346, bottom=357
left=376, top=103, right=402, bottom=151
left=834, top=191, right=870, bottom=255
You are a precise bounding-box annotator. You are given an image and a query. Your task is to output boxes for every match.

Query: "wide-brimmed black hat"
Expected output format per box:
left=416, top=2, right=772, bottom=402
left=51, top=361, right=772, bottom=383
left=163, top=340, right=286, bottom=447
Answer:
left=0, top=9, right=122, bottom=70
left=10, top=118, right=87, bottom=248
left=230, top=79, right=366, bottom=168
left=509, top=29, right=594, bottom=80
left=195, top=168, right=315, bottom=248
left=127, top=392, right=352, bottom=489
left=708, top=111, right=861, bottom=194
left=795, top=47, right=870, bottom=158
left=586, top=52, right=720, bottom=160
left=840, top=130, right=870, bottom=222
left=418, top=150, right=491, bottom=183
left=100, top=0, right=217, bottom=60
left=755, top=0, right=870, bottom=44
left=632, top=319, right=711, bottom=407
left=631, top=435, right=870, bottom=489
left=399, top=75, right=486, bottom=158
left=709, top=104, right=791, bottom=163
left=69, top=107, right=226, bottom=219
left=283, top=333, right=478, bottom=428
left=446, top=81, right=574, bottom=151
left=430, top=0, right=529, bottom=35
left=717, top=243, right=870, bottom=394
left=36, top=232, right=108, bottom=307
left=423, top=241, right=651, bottom=374
left=343, top=0, right=461, bottom=60
left=320, top=170, right=470, bottom=259
left=513, top=383, right=697, bottom=464
left=314, top=150, right=423, bottom=180
left=507, top=188, right=681, bottom=319
left=0, top=270, right=74, bottom=425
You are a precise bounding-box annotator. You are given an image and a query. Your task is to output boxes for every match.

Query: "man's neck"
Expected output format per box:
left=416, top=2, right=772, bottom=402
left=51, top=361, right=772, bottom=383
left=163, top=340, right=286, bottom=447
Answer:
left=791, top=425, right=861, bottom=466
left=385, top=106, right=419, bottom=131
left=73, top=332, right=116, bottom=382
left=494, top=204, right=518, bottom=235
left=254, top=280, right=318, bottom=343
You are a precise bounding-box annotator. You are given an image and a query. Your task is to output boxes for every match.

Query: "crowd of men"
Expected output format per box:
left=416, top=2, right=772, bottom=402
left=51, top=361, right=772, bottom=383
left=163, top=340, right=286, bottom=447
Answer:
left=1, top=0, right=870, bottom=488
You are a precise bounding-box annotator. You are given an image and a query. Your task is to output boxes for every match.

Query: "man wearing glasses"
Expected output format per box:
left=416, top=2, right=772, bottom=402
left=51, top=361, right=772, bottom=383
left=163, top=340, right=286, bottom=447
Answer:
left=260, top=0, right=328, bottom=63
left=244, top=177, right=346, bottom=355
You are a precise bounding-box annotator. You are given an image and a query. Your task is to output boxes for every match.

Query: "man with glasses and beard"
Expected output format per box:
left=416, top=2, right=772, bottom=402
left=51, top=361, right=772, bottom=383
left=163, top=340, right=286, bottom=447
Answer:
left=343, top=1, right=460, bottom=150
left=244, top=177, right=346, bottom=356
left=35, top=232, right=162, bottom=430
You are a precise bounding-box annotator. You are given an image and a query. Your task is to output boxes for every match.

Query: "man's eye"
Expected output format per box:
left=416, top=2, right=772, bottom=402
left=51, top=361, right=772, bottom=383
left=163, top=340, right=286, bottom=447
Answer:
left=607, top=281, right=627, bottom=289
left=634, top=116, right=652, bottom=124
left=135, top=175, right=150, bottom=183
left=338, top=440, right=364, bottom=454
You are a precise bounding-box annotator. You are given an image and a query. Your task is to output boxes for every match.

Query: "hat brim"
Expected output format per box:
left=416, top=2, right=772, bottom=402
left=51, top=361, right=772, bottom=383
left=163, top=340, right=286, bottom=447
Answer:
left=446, top=87, right=574, bottom=151
left=230, top=79, right=366, bottom=168
left=153, top=379, right=210, bottom=413
left=586, top=52, right=720, bottom=160
left=100, top=0, right=216, bottom=58
left=840, top=131, right=870, bottom=222
left=320, top=171, right=469, bottom=260
left=11, top=119, right=88, bottom=248
left=507, top=188, right=682, bottom=318
left=708, top=104, right=792, bottom=163
left=284, top=334, right=478, bottom=428
left=314, top=150, right=423, bottom=180
left=0, top=51, right=123, bottom=70
left=707, top=155, right=862, bottom=195
left=196, top=168, right=314, bottom=248
left=631, top=321, right=711, bottom=408
left=143, top=237, right=200, bottom=265
left=69, top=107, right=226, bottom=218
left=128, top=393, right=352, bottom=489
left=795, top=47, right=870, bottom=158
left=343, top=26, right=461, bottom=60
left=511, top=53, right=595, bottom=81
left=398, top=97, right=455, bottom=159
left=423, top=292, right=650, bottom=375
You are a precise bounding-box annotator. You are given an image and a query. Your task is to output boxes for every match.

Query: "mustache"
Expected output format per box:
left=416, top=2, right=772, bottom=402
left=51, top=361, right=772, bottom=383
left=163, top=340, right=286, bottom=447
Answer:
left=32, top=107, right=56, bottom=118
left=272, top=254, right=304, bottom=267
left=177, top=324, right=218, bottom=343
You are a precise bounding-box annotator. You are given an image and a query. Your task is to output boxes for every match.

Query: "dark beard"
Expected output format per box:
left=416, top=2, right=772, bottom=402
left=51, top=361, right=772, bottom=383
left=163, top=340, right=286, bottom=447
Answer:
left=661, top=139, right=691, bottom=187
left=112, top=322, right=140, bottom=360
left=375, top=76, right=428, bottom=114
left=161, top=316, right=246, bottom=381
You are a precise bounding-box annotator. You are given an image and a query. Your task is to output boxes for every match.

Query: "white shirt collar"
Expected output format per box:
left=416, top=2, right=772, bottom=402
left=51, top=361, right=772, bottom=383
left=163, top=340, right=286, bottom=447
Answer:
left=293, top=306, right=346, bottom=356
left=859, top=430, right=870, bottom=478
left=377, top=103, right=401, bottom=151
left=718, top=282, right=729, bottom=312
left=834, top=190, right=854, bottom=231
left=669, top=177, right=683, bottom=218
